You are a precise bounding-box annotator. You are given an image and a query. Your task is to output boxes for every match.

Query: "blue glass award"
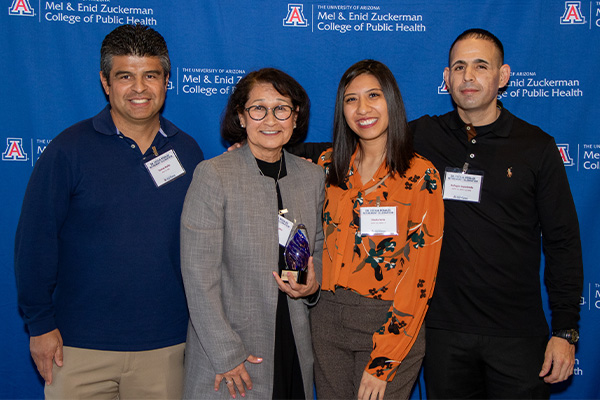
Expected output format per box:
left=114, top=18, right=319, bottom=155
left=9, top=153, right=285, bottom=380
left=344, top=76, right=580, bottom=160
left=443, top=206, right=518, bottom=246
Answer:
left=282, top=224, right=310, bottom=284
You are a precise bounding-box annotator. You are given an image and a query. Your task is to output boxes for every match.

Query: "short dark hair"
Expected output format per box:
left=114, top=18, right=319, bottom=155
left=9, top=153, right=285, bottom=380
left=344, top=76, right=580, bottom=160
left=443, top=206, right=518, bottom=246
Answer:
left=449, top=28, right=504, bottom=66
left=221, top=68, right=310, bottom=146
left=100, top=24, right=170, bottom=84
left=327, top=60, right=414, bottom=187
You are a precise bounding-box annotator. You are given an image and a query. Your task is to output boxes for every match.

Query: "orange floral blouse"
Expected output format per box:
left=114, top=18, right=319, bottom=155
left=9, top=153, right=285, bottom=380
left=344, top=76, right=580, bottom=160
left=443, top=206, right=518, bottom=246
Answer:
left=318, top=147, right=444, bottom=381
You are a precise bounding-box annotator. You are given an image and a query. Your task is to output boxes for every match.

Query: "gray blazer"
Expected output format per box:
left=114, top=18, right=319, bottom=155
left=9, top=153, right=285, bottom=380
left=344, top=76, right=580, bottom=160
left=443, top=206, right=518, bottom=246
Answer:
left=181, top=144, right=324, bottom=399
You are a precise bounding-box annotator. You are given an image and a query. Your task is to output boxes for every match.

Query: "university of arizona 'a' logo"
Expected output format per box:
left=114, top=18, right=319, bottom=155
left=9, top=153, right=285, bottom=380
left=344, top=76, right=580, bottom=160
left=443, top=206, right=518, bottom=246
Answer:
left=560, top=1, right=586, bottom=24
left=8, top=0, right=35, bottom=16
left=557, top=144, right=574, bottom=166
left=437, top=77, right=448, bottom=95
left=283, top=4, right=308, bottom=27
left=2, top=138, right=28, bottom=161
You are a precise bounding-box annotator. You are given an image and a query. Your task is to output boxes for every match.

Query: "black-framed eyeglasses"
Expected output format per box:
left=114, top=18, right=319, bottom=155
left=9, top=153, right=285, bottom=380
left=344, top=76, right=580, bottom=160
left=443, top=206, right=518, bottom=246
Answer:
left=244, top=105, right=294, bottom=121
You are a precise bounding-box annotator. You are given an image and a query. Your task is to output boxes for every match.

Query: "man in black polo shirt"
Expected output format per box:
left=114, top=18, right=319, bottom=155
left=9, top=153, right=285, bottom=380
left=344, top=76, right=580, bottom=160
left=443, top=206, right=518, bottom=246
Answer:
left=412, top=28, right=583, bottom=398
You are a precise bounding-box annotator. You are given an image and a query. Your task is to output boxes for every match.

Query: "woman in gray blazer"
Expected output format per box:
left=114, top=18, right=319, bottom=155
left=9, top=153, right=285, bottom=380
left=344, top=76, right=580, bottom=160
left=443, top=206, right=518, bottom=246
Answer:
left=181, top=68, right=324, bottom=400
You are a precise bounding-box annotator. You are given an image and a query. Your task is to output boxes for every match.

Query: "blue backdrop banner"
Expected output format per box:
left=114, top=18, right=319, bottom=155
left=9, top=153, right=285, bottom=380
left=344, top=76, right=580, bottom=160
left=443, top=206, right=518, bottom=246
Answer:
left=1, top=1, right=598, bottom=398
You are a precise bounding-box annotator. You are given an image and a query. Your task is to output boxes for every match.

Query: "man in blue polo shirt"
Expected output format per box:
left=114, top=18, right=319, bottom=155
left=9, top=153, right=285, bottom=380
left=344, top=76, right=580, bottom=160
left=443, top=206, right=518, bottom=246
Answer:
left=14, top=24, right=204, bottom=398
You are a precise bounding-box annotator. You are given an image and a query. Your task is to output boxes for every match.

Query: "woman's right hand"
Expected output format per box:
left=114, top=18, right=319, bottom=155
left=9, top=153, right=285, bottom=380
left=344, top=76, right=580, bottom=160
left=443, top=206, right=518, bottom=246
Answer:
left=214, top=354, right=263, bottom=398
left=358, top=370, right=388, bottom=400
left=273, top=256, right=319, bottom=299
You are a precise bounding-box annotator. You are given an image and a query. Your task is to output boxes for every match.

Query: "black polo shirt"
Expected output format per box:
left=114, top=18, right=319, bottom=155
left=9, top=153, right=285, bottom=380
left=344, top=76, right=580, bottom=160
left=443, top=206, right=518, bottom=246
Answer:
left=411, top=105, right=583, bottom=337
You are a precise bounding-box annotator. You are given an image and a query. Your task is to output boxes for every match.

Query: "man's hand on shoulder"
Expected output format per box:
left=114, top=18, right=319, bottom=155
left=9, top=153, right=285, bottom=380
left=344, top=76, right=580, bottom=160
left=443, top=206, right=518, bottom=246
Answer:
left=30, top=328, right=63, bottom=385
left=225, top=142, right=243, bottom=153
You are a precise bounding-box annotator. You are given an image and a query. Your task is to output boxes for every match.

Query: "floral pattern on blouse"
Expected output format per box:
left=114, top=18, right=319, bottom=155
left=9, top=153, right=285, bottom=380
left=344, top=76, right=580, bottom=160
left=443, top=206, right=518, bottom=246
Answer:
left=318, top=147, right=444, bottom=381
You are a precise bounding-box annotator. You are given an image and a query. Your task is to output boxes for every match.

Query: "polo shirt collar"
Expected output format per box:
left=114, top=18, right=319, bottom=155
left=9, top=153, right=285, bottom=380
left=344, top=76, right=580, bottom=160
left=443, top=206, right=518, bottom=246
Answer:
left=92, top=104, right=180, bottom=138
left=449, top=101, right=513, bottom=138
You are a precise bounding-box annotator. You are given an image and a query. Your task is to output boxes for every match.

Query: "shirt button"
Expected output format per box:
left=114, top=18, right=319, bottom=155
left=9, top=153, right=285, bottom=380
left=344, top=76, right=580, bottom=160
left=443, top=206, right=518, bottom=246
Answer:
left=131, top=144, right=136, bottom=149
left=466, top=126, right=471, bottom=130
left=469, top=153, right=475, bottom=159
left=471, top=139, right=477, bottom=144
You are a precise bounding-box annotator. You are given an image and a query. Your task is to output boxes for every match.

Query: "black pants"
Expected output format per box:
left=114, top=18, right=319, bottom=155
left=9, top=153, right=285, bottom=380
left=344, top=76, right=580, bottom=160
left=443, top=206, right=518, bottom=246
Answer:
left=424, top=328, right=550, bottom=399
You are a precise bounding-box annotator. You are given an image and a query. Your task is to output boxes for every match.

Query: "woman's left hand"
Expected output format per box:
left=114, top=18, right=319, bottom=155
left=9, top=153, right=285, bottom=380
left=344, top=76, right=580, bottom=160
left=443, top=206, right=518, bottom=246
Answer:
left=358, top=370, right=387, bottom=400
left=272, top=256, right=319, bottom=299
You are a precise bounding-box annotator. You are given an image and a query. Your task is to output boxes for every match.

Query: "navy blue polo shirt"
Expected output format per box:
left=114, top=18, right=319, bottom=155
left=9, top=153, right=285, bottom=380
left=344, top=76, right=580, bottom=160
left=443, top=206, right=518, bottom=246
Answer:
left=15, top=105, right=204, bottom=350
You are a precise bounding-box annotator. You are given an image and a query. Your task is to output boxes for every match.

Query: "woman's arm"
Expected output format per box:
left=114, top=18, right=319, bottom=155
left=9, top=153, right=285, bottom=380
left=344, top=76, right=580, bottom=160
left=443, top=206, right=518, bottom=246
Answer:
left=180, top=161, right=253, bottom=377
left=364, top=163, right=444, bottom=382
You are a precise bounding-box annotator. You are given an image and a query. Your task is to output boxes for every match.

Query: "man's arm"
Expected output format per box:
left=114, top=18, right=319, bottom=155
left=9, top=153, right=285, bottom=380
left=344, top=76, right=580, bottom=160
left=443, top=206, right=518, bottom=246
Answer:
left=536, top=138, right=583, bottom=383
left=285, top=142, right=331, bottom=163
left=14, top=141, right=72, bottom=379
left=228, top=141, right=331, bottom=163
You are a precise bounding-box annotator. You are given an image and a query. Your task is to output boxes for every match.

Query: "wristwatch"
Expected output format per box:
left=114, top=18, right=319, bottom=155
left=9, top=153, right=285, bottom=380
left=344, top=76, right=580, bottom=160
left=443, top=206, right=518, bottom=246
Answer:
left=552, top=329, right=579, bottom=344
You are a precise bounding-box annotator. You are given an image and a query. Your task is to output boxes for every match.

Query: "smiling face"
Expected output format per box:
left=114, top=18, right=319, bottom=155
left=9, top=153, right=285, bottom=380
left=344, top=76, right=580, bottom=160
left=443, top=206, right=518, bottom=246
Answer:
left=343, top=73, right=389, bottom=147
left=444, top=37, right=510, bottom=126
left=100, top=55, right=168, bottom=132
left=238, top=82, right=297, bottom=162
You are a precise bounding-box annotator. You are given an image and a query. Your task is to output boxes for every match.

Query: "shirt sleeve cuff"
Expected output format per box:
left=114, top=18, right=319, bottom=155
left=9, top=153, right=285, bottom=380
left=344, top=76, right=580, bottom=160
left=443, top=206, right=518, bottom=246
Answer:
left=27, top=318, right=58, bottom=338
left=365, top=356, right=400, bottom=382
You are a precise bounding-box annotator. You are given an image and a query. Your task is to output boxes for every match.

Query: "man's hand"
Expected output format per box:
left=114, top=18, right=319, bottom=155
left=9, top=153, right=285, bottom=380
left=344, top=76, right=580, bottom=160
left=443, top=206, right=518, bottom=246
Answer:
left=214, top=355, right=263, bottom=398
left=225, top=142, right=243, bottom=153
left=539, top=336, right=575, bottom=383
left=358, top=370, right=387, bottom=400
left=272, top=256, right=319, bottom=299
left=30, top=329, right=63, bottom=385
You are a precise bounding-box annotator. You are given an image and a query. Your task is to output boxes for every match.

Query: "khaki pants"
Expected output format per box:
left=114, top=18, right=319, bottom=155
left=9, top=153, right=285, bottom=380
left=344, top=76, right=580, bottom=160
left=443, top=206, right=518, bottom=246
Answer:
left=45, top=343, right=185, bottom=400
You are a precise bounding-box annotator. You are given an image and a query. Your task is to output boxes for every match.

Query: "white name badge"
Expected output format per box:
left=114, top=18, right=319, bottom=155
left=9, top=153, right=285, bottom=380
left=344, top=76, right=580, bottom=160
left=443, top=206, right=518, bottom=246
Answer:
left=144, top=149, right=186, bottom=188
left=278, top=215, right=294, bottom=246
left=360, top=206, right=398, bottom=236
left=443, top=169, right=483, bottom=202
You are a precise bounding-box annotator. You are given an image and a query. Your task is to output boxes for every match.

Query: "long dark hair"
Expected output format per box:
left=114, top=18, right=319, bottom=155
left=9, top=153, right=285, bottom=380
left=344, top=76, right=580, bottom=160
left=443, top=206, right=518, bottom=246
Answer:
left=327, top=60, right=414, bottom=187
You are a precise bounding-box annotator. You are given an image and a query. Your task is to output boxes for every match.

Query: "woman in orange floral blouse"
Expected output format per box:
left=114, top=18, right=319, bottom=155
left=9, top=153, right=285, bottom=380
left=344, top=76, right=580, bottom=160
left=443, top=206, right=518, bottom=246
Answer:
left=310, top=60, right=444, bottom=400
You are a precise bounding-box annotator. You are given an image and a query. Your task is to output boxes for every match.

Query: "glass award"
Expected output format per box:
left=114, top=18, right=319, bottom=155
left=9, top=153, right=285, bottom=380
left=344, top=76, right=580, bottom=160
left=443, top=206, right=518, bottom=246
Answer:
left=282, top=224, right=310, bottom=284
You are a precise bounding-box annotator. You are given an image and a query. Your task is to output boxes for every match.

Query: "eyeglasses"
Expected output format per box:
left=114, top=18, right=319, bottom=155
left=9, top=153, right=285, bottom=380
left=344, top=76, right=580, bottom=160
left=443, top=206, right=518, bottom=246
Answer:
left=244, top=105, right=294, bottom=121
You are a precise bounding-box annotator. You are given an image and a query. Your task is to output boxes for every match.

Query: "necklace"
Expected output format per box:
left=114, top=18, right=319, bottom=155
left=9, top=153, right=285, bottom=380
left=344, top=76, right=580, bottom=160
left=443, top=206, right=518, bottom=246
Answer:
left=257, top=155, right=287, bottom=216
left=257, top=154, right=283, bottom=186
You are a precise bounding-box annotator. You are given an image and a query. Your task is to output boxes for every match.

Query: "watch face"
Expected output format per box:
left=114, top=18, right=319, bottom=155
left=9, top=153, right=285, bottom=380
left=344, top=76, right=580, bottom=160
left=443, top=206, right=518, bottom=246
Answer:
left=570, top=330, right=579, bottom=343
